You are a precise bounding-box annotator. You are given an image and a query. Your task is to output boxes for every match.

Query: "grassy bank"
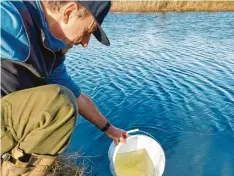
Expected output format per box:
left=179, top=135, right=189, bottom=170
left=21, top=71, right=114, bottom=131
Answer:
left=111, top=1, right=234, bottom=12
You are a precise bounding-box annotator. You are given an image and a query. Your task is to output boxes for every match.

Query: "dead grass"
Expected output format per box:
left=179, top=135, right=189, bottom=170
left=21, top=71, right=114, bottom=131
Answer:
left=111, top=1, right=234, bottom=12
left=47, top=152, right=92, bottom=176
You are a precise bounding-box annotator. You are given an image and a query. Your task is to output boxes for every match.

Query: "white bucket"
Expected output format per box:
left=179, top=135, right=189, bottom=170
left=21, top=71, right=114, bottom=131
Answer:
left=108, top=129, right=165, bottom=176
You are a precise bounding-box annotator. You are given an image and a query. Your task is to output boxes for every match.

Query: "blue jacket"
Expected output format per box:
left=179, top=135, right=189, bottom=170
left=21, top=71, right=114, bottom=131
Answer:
left=1, top=1, right=81, bottom=98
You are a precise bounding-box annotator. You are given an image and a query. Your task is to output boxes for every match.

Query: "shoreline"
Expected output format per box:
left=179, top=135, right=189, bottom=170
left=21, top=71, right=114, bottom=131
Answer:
left=111, top=1, right=234, bottom=12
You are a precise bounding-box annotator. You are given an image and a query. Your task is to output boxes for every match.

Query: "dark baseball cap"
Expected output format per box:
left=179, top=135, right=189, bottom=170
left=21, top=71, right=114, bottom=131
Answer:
left=79, top=1, right=111, bottom=46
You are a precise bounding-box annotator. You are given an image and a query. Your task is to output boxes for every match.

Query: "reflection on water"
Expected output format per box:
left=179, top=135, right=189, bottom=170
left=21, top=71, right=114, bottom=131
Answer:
left=66, top=12, right=234, bottom=176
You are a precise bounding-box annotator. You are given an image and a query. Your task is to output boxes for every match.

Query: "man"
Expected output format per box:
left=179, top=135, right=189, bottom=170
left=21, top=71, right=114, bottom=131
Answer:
left=1, top=1, right=128, bottom=175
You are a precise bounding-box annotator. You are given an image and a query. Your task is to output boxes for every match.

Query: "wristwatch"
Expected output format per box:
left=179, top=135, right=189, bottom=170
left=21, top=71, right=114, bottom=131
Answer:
left=101, top=121, right=111, bottom=132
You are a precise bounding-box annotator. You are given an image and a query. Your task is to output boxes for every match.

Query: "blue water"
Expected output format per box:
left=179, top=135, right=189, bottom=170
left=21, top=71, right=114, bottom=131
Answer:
left=66, top=12, right=234, bottom=176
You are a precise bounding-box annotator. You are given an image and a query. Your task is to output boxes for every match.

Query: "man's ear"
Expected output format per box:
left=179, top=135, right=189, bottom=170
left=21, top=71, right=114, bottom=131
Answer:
left=63, top=2, right=78, bottom=24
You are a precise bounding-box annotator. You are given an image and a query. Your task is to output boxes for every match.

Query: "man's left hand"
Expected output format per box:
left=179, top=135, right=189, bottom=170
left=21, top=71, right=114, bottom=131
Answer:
left=105, top=125, right=128, bottom=145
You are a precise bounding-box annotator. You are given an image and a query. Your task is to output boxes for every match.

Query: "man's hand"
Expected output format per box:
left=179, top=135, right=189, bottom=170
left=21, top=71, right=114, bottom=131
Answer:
left=105, top=125, right=128, bottom=145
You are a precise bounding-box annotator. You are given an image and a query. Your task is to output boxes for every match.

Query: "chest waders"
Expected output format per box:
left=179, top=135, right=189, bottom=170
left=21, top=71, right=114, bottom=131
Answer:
left=1, top=85, right=78, bottom=176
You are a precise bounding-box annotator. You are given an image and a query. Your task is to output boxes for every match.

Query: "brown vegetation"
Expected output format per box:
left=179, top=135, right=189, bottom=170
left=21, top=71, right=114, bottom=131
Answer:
left=47, top=152, right=92, bottom=176
left=111, top=1, right=234, bottom=12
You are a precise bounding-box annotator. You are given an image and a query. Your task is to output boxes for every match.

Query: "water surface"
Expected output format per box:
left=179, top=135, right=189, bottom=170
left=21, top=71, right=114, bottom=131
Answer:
left=66, top=12, right=234, bottom=176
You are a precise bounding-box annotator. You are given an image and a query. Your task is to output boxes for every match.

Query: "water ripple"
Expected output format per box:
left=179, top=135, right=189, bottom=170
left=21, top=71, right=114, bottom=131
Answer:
left=68, top=12, right=234, bottom=176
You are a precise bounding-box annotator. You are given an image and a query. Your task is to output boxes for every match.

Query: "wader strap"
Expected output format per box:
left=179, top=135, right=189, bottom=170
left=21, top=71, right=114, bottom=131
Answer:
left=1, top=146, right=56, bottom=176
left=1, top=153, right=31, bottom=176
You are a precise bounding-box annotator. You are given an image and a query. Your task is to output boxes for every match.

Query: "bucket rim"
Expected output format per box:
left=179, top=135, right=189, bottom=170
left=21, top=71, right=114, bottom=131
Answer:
left=108, top=134, right=166, bottom=176
left=110, top=134, right=165, bottom=161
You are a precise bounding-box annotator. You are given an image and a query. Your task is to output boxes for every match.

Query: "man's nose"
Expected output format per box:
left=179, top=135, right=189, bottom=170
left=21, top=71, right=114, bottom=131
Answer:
left=81, top=34, right=91, bottom=48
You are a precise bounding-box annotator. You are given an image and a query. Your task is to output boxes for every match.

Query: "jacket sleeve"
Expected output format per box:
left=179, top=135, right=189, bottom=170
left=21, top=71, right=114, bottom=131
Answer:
left=47, top=61, right=81, bottom=98
left=1, top=1, right=29, bottom=61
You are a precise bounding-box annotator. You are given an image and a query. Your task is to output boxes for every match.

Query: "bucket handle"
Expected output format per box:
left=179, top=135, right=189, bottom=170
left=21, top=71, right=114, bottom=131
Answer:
left=127, top=129, right=158, bottom=142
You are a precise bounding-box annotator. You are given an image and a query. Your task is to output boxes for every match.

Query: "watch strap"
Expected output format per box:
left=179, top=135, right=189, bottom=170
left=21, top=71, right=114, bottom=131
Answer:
left=101, top=121, right=111, bottom=132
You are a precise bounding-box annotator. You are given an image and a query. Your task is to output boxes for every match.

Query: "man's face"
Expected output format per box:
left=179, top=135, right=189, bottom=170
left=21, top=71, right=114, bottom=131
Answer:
left=47, top=2, right=98, bottom=53
left=62, top=11, right=98, bottom=49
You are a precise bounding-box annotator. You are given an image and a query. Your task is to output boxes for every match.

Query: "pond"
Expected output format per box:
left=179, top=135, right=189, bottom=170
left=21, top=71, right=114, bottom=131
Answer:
left=66, top=12, right=234, bottom=176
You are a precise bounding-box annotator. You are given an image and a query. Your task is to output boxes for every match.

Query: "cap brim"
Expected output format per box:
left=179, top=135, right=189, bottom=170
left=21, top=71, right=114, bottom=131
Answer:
left=93, top=23, right=110, bottom=46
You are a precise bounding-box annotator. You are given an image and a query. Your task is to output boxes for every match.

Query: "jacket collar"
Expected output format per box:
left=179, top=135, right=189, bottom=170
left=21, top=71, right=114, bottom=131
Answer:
left=34, top=1, right=66, bottom=51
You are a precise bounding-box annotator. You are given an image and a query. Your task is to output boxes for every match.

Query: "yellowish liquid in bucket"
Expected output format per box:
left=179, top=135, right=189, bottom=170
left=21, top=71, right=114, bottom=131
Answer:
left=115, top=149, right=155, bottom=176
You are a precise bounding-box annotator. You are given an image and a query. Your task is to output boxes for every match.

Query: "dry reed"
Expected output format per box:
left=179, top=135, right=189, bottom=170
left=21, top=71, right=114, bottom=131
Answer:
left=111, top=1, right=234, bottom=12
left=47, top=152, right=93, bottom=176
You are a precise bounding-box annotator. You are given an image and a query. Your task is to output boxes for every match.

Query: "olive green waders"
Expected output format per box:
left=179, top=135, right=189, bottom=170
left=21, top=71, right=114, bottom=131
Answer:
left=1, top=85, right=78, bottom=176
